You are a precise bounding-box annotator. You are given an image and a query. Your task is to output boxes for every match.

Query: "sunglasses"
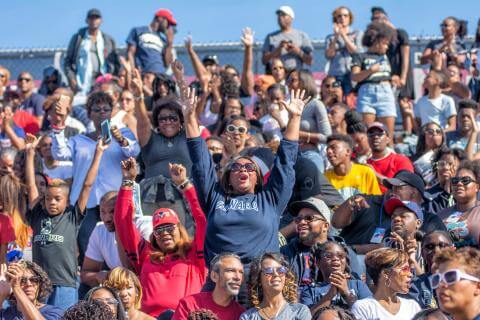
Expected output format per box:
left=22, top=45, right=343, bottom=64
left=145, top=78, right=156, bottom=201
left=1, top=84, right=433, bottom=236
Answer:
left=262, top=266, right=287, bottom=277
left=230, top=162, right=256, bottom=173
left=450, top=176, right=476, bottom=186
left=20, top=276, right=41, bottom=285
left=423, top=242, right=452, bottom=251
left=323, top=81, right=341, bottom=89
left=425, top=128, right=442, bottom=136
left=393, top=264, right=412, bottom=276
left=18, top=77, right=31, bottom=82
left=294, top=215, right=325, bottom=224
left=158, top=115, right=179, bottom=123
left=430, top=269, right=480, bottom=289
left=153, top=224, right=176, bottom=235
left=91, top=106, right=112, bottom=113
left=94, top=298, right=119, bottom=306
left=226, top=124, right=247, bottom=134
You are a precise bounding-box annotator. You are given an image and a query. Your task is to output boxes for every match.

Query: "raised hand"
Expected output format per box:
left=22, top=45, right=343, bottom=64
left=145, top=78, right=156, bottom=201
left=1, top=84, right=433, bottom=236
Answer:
left=25, top=133, right=40, bottom=152
left=110, top=125, right=127, bottom=146
left=0, top=264, right=12, bottom=299
left=241, top=27, right=254, bottom=47
left=54, top=94, right=70, bottom=117
left=95, top=138, right=110, bottom=153
left=221, top=133, right=238, bottom=158
left=5, top=262, right=23, bottom=289
left=169, top=163, right=188, bottom=186
left=131, top=69, right=144, bottom=98
left=171, top=59, right=185, bottom=82
left=184, top=34, right=193, bottom=51
left=180, top=86, right=198, bottom=118
left=121, top=157, right=138, bottom=181
left=280, top=89, right=311, bottom=117
left=119, top=56, right=132, bottom=74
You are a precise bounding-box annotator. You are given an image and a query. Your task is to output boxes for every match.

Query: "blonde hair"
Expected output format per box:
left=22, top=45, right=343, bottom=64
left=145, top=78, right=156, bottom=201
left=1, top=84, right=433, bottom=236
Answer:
left=0, top=65, right=10, bottom=84
left=104, top=267, right=143, bottom=310
left=332, top=6, right=354, bottom=25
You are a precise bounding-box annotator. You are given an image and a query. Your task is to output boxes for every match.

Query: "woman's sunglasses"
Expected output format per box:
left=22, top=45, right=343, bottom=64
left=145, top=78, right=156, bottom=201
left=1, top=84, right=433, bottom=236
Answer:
left=262, top=266, right=287, bottom=277
left=430, top=269, right=480, bottom=289
left=230, top=162, right=256, bottom=173
left=158, top=115, right=179, bottom=123
left=450, top=176, right=476, bottom=186
left=20, top=276, right=41, bottom=285
left=153, top=224, right=176, bottom=235
left=226, top=124, right=247, bottom=134
left=425, top=128, right=442, bottom=136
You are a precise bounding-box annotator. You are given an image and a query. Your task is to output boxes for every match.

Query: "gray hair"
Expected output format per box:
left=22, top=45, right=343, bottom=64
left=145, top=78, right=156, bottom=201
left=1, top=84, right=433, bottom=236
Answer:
left=0, top=147, right=17, bottom=160
left=209, top=252, right=242, bottom=273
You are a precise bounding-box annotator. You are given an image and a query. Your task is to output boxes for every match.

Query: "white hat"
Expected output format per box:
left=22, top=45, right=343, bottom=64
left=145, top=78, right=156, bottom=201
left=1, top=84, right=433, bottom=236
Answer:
left=276, top=5, right=295, bottom=19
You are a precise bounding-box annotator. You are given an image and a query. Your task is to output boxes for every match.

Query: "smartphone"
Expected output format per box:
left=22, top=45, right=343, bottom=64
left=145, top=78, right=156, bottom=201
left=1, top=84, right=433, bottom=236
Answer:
left=101, top=119, right=112, bottom=144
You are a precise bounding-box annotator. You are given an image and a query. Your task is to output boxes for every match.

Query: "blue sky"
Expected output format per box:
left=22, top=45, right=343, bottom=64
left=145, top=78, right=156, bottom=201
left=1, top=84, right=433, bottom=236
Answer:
left=2, top=0, right=480, bottom=48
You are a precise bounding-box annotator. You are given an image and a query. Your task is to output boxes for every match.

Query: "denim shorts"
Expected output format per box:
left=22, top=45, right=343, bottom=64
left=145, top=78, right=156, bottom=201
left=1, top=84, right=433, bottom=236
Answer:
left=357, top=82, right=397, bottom=117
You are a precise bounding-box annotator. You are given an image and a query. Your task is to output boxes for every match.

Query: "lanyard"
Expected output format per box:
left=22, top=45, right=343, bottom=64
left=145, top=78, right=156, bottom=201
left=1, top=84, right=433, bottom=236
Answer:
left=379, top=199, right=385, bottom=227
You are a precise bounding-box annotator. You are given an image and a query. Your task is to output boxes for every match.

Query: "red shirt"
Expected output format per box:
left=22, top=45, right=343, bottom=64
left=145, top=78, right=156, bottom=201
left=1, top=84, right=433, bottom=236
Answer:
left=172, top=292, right=245, bottom=320
left=367, top=151, right=414, bottom=192
left=13, top=110, right=40, bottom=135
left=0, top=214, right=15, bottom=245
left=114, top=187, right=208, bottom=317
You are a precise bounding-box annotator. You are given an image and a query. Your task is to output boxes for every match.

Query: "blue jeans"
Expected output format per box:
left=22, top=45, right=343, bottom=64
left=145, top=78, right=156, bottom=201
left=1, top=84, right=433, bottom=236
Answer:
left=357, top=82, right=396, bottom=117
left=48, top=285, right=78, bottom=310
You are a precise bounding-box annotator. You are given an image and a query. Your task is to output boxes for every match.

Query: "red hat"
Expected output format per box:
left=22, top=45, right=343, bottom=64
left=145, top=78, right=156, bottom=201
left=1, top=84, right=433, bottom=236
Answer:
left=155, top=9, right=177, bottom=26
left=152, top=208, right=179, bottom=229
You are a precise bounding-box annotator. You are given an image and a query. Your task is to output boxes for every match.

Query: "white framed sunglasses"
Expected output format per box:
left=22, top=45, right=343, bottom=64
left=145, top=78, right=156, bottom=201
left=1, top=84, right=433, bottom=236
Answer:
left=430, top=269, right=480, bottom=289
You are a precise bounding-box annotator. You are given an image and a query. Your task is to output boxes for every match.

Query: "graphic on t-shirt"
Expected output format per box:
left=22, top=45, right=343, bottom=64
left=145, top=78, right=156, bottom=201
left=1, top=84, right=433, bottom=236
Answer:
left=138, top=33, right=164, bottom=53
left=445, top=213, right=476, bottom=247
left=34, top=218, right=64, bottom=245
left=215, top=199, right=259, bottom=212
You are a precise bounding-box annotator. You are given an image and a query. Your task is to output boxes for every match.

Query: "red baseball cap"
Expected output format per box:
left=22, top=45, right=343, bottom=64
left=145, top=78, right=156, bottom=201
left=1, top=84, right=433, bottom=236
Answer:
left=152, top=208, right=179, bottom=229
left=155, top=9, right=177, bottom=26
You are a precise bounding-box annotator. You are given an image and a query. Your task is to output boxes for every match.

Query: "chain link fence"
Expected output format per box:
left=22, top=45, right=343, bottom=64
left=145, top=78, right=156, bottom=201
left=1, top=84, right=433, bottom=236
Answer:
left=0, top=37, right=474, bottom=83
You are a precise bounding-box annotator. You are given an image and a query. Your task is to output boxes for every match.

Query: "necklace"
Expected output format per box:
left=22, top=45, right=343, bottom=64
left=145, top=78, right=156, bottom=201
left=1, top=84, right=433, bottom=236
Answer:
left=259, top=300, right=286, bottom=320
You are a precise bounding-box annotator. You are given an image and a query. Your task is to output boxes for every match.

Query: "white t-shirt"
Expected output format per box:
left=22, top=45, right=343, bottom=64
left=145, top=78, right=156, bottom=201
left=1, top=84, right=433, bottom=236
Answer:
left=414, top=94, right=456, bottom=128
left=42, top=159, right=73, bottom=180
left=351, top=297, right=421, bottom=320
left=85, top=219, right=152, bottom=269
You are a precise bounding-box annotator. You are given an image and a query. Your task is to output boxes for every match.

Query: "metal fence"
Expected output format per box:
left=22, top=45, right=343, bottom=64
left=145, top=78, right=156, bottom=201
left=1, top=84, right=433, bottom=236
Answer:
left=0, top=37, right=474, bottom=82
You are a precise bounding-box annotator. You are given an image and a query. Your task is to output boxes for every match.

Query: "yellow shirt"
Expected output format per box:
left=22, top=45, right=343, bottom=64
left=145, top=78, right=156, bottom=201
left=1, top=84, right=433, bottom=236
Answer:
left=325, top=163, right=382, bottom=200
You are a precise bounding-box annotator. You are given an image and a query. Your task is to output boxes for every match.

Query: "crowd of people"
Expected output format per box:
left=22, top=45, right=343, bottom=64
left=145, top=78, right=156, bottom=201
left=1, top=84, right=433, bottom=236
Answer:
left=1, top=4, right=480, bottom=320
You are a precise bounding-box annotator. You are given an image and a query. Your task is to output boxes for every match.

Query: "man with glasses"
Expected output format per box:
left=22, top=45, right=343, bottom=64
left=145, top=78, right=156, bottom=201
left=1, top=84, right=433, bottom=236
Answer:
left=17, top=71, right=45, bottom=125
left=446, top=99, right=480, bottom=159
left=262, top=6, right=313, bottom=72
left=366, top=122, right=413, bottom=193
left=173, top=253, right=245, bottom=320
left=432, top=247, right=480, bottom=320
left=281, top=197, right=334, bottom=286
left=325, top=133, right=381, bottom=200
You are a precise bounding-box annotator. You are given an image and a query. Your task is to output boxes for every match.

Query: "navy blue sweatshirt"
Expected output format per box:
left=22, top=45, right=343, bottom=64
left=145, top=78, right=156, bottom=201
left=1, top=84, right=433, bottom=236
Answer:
left=187, top=137, right=297, bottom=265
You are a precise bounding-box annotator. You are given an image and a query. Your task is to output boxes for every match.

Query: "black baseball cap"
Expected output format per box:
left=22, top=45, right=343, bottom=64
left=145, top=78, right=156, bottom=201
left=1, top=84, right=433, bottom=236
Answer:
left=383, top=170, right=425, bottom=196
left=202, top=55, right=219, bottom=66
left=87, top=9, right=102, bottom=19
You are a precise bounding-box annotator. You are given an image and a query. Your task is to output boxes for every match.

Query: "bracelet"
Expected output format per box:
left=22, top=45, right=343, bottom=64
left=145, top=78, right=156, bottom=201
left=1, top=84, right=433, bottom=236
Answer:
left=177, top=179, right=191, bottom=191
left=306, top=132, right=311, bottom=144
left=134, top=95, right=144, bottom=101
left=121, top=180, right=134, bottom=188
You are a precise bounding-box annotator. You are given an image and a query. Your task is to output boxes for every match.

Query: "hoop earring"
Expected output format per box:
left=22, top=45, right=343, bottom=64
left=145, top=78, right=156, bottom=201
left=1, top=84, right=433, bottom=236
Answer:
left=384, top=275, right=391, bottom=288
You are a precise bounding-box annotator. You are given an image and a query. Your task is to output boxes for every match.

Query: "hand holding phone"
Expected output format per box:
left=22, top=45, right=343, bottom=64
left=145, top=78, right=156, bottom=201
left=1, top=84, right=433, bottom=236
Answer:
left=101, top=119, right=112, bottom=144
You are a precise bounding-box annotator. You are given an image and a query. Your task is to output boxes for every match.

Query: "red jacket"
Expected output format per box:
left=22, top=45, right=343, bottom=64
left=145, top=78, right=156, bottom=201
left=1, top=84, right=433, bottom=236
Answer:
left=114, top=187, right=207, bottom=317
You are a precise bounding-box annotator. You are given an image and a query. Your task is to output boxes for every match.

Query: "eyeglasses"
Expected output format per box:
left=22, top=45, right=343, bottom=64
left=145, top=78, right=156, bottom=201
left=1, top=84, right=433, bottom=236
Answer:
left=158, top=115, right=179, bottom=123
left=423, top=242, right=452, bottom=251
left=367, top=131, right=386, bottom=138
left=294, top=215, right=325, bottom=224
left=20, top=276, right=41, bottom=285
left=262, top=266, right=287, bottom=277
left=230, top=162, right=256, bottom=173
left=436, top=160, right=456, bottom=169
left=91, top=106, right=112, bottom=113
left=321, top=252, right=347, bottom=260
left=430, top=269, right=480, bottom=289
left=94, top=298, right=119, bottom=306
left=323, top=81, right=341, bottom=89
left=425, top=128, right=442, bottom=136
left=153, top=224, right=176, bottom=235
left=226, top=124, right=247, bottom=134
left=18, top=77, right=31, bottom=82
left=450, top=176, right=476, bottom=186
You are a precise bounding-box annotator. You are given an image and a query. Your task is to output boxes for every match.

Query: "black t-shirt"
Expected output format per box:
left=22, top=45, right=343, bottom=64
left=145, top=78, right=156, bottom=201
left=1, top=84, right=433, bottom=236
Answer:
left=340, top=195, right=447, bottom=246
left=26, top=203, right=83, bottom=287
left=351, top=52, right=392, bottom=85
left=387, top=28, right=415, bottom=99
